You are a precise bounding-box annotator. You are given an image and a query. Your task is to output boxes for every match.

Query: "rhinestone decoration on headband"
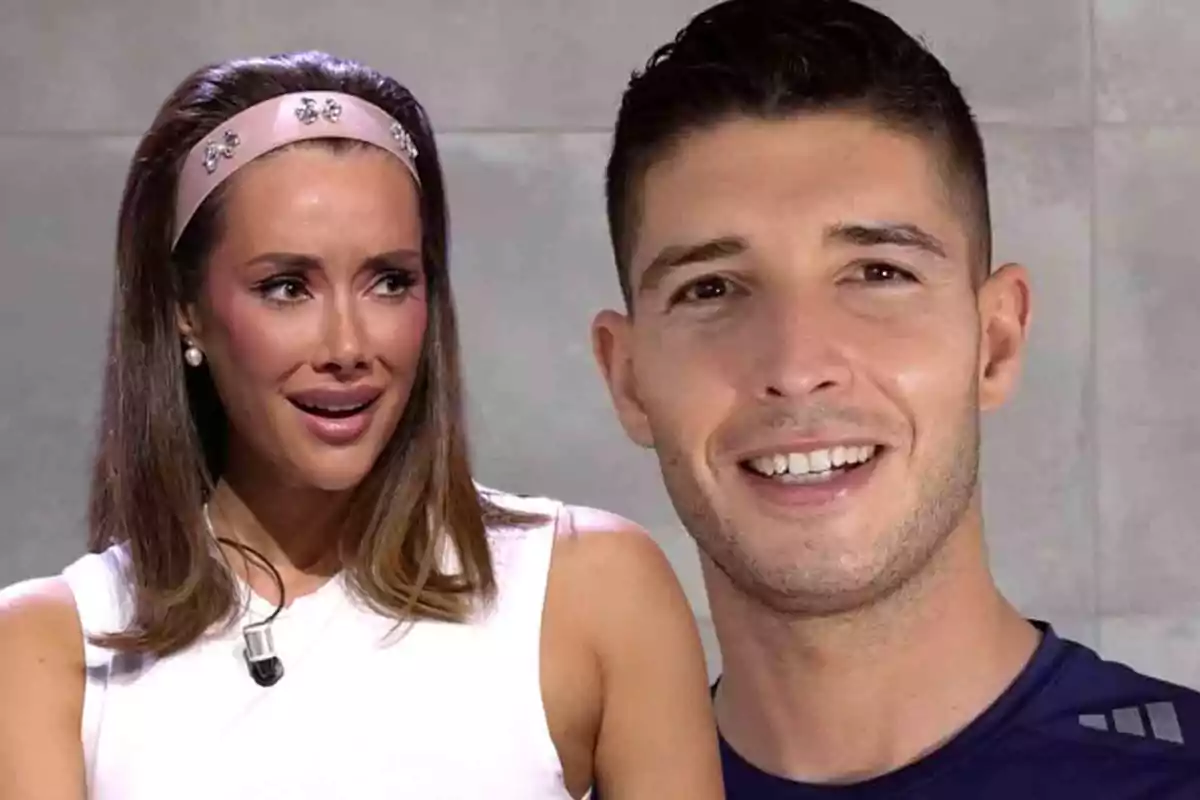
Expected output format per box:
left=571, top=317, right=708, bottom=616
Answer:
left=173, top=91, right=421, bottom=247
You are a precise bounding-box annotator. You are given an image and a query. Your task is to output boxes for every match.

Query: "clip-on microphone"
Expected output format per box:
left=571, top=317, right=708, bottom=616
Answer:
left=243, top=619, right=285, bottom=687
left=212, top=520, right=288, bottom=689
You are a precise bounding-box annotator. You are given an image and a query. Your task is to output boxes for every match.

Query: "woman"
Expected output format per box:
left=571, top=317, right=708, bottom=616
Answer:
left=0, top=51, right=722, bottom=799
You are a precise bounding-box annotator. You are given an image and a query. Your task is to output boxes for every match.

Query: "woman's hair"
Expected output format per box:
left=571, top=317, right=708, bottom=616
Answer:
left=89, top=50, right=543, bottom=656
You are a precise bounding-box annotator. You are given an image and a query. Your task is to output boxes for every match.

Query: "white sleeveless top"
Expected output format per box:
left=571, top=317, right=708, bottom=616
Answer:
left=61, top=490, right=588, bottom=800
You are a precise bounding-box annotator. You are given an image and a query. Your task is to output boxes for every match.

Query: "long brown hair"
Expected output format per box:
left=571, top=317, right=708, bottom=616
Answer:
left=88, top=51, right=543, bottom=657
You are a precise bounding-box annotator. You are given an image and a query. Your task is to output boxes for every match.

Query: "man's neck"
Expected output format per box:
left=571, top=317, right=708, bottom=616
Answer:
left=709, top=521, right=1039, bottom=784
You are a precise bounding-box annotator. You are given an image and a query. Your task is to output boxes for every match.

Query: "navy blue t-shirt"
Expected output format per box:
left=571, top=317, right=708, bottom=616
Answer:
left=722, top=622, right=1200, bottom=798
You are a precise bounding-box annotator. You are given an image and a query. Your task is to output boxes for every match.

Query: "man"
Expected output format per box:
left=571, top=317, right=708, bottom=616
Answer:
left=591, top=0, right=1200, bottom=796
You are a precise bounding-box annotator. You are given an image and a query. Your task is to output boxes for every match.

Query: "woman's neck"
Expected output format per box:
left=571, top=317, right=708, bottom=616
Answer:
left=208, top=480, right=347, bottom=573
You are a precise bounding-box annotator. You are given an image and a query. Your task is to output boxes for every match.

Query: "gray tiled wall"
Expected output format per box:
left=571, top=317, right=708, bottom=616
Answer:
left=2, top=1, right=1197, bottom=687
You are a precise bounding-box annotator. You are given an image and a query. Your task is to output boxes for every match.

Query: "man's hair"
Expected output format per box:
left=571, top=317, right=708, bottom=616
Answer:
left=606, top=0, right=991, bottom=303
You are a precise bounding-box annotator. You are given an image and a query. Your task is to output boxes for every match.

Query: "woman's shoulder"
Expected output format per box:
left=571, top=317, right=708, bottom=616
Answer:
left=548, top=503, right=680, bottom=598
left=59, top=544, right=131, bottom=593
left=0, top=574, right=80, bottom=635
left=476, top=483, right=562, bottom=520
left=0, top=545, right=131, bottom=654
left=477, top=483, right=686, bottom=615
left=0, top=575, right=90, bottom=794
left=538, top=501, right=723, bottom=796
left=478, top=483, right=669, bottom=565
left=0, top=573, right=85, bottom=682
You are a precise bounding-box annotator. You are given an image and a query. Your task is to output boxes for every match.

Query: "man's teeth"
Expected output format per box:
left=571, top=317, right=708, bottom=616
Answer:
left=748, top=445, right=878, bottom=479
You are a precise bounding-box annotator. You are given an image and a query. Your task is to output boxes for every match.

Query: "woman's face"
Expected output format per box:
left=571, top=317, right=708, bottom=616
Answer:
left=179, top=144, right=427, bottom=493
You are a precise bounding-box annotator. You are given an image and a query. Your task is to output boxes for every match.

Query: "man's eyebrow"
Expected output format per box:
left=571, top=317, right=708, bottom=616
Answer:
left=826, top=222, right=947, bottom=258
left=637, top=236, right=747, bottom=295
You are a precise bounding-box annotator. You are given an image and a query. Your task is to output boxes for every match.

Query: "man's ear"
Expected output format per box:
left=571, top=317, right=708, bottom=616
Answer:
left=591, top=308, right=654, bottom=448
left=977, top=263, right=1032, bottom=411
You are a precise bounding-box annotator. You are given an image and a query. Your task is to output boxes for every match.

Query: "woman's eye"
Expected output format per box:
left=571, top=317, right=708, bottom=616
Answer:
left=257, top=277, right=309, bottom=303
left=372, top=270, right=417, bottom=296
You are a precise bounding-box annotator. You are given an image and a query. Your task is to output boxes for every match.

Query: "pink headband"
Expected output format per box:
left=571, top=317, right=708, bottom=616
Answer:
left=172, top=91, right=421, bottom=247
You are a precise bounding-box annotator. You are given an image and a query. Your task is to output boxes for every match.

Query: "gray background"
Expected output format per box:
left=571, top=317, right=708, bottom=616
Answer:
left=2, top=1, right=1197, bottom=686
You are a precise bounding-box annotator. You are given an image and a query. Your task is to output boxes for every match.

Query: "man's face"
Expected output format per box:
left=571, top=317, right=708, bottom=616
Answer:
left=593, top=113, right=1030, bottom=614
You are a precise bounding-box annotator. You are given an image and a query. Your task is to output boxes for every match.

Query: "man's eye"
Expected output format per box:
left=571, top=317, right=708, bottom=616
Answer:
left=859, top=263, right=917, bottom=283
left=671, top=276, right=734, bottom=305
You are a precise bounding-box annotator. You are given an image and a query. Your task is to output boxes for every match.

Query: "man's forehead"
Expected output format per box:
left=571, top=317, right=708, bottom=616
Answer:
left=630, top=114, right=968, bottom=271
left=649, top=115, right=949, bottom=206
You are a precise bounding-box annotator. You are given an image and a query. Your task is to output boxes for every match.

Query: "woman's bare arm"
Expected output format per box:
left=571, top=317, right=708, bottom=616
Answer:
left=0, top=577, right=88, bottom=800
left=556, top=507, right=724, bottom=799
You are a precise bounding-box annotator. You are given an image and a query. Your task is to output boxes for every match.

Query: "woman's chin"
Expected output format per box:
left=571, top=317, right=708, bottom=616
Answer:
left=300, top=464, right=375, bottom=493
left=283, top=447, right=382, bottom=494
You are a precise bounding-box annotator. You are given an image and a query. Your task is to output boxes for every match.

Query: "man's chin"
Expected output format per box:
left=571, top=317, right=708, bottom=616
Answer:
left=692, top=500, right=907, bottom=606
left=711, top=548, right=912, bottom=617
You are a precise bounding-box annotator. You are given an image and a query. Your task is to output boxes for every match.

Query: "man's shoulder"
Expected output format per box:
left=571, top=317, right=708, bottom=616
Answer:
left=927, top=629, right=1200, bottom=797
left=1045, top=633, right=1200, bottom=732
left=1004, top=631, right=1200, bottom=777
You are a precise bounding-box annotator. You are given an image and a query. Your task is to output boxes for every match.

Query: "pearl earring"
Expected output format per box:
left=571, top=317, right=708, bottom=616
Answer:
left=184, top=342, right=204, bottom=367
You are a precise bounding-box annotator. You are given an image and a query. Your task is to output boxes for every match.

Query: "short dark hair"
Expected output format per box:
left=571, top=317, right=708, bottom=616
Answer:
left=91, top=51, right=543, bottom=657
left=606, top=0, right=991, bottom=303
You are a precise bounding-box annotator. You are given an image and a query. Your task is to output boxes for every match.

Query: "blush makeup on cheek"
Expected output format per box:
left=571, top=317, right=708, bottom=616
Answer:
left=214, top=287, right=313, bottom=381
left=369, top=295, right=428, bottom=372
